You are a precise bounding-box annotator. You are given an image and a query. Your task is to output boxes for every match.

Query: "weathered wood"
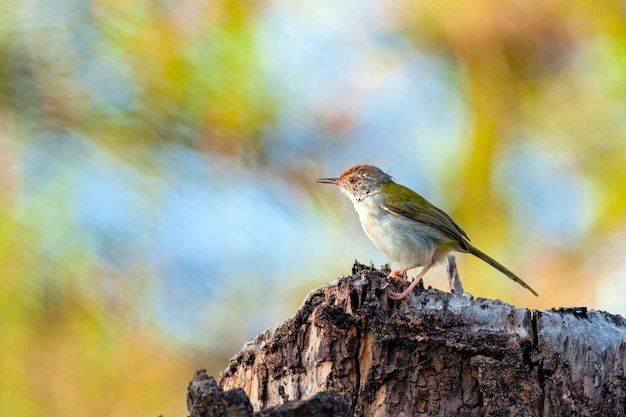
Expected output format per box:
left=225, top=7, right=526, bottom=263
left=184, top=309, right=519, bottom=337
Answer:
left=191, top=262, right=626, bottom=416
left=447, top=255, right=464, bottom=294
left=188, top=370, right=253, bottom=417
left=187, top=369, right=349, bottom=417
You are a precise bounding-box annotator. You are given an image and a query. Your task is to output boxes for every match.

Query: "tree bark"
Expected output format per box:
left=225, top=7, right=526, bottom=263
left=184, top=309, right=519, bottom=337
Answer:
left=188, top=262, right=626, bottom=417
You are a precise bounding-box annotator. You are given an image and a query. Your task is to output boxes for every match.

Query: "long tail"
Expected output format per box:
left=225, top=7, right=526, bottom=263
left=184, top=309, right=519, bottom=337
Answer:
left=467, top=244, right=538, bottom=297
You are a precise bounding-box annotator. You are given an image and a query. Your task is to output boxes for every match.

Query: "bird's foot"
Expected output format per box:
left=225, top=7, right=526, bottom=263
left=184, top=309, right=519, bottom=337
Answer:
left=386, top=264, right=420, bottom=284
left=387, top=269, right=407, bottom=284
left=385, top=259, right=436, bottom=300
left=387, top=278, right=424, bottom=300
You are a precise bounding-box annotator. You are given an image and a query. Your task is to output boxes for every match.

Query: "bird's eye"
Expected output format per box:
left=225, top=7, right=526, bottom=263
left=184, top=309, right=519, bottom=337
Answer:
left=348, top=176, right=357, bottom=185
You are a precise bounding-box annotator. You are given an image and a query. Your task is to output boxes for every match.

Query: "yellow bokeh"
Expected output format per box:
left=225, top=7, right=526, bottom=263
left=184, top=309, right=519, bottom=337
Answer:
left=0, top=0, right=625, bottom=415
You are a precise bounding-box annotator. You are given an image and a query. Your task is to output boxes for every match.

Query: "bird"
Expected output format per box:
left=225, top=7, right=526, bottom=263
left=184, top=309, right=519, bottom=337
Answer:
left=316, top=164, right=538, bottom=300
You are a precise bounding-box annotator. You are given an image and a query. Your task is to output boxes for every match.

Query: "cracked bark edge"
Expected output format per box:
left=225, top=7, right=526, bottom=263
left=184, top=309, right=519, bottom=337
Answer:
left=210, top=261, right=626, bottom=416
left=447, top=255, right=464, bottom=294
left=187, top=369, right=350, bottom=417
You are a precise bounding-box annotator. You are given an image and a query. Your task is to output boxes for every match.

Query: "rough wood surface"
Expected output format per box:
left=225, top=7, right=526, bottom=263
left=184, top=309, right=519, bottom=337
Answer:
left=187, top=370, right=349, bottom=417
left=192, top=262, right=626, bottom=416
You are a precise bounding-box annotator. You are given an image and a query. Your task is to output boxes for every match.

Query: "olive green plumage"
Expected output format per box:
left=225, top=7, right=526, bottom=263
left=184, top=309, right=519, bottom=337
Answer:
left=317, top=164, right=538, bottom=299
left=380, top=181, right=538, bottom=296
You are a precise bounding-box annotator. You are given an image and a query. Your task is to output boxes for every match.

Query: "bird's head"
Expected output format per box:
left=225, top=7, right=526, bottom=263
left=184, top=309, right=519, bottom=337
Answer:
left=316, top=164, right=392, bottom=204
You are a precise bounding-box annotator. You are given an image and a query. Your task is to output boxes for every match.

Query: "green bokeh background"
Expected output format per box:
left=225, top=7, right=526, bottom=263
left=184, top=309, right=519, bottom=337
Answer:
left=1, top=0, right=625, bottom=415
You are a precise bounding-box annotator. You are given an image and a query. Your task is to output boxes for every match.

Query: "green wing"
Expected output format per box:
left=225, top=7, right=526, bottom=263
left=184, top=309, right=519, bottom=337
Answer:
left=381, top=183, right=470, bottom=250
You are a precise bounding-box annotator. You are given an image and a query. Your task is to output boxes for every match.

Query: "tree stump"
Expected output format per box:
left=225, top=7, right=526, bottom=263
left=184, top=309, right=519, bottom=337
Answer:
left=188, top=262, right=626, bottom=417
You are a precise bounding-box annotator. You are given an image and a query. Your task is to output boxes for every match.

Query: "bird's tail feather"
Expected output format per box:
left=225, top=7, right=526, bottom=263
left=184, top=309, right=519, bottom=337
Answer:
left=467, top=244, right=538, bottom=297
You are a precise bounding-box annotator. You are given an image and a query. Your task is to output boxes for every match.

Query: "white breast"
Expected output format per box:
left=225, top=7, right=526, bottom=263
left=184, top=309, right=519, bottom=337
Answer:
left=353, top=194, right=443, bottom=267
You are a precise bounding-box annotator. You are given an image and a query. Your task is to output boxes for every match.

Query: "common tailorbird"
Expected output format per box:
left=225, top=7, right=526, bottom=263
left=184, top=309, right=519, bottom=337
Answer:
left=316, top=164, right=538, bottom=300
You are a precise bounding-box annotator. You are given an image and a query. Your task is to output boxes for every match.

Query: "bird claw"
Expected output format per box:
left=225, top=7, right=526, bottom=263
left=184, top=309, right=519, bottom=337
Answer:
left=386, top=270, right=407, bottom=284
left=386, top=287, right=407, bottom=300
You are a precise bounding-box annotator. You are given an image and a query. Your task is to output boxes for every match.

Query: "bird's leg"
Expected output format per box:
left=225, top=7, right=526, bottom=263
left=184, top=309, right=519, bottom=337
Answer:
left=387, top=264, right=420, bottom=284
left=387, top=259, right=436, bottom=300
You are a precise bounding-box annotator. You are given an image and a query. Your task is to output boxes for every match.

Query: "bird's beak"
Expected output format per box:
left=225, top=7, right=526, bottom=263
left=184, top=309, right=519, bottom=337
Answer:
left=315, top=177, right=339, bottom=185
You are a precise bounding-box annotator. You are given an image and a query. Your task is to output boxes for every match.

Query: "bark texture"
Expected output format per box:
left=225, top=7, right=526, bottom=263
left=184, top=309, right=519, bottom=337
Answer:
left=187, top=369, right=349, bottom=417
left=190, top=262, right=626, bottom=417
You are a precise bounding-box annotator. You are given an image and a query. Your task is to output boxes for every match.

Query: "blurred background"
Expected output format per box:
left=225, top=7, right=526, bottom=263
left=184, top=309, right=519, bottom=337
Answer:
left=1, top=0, right=625, bottom=415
